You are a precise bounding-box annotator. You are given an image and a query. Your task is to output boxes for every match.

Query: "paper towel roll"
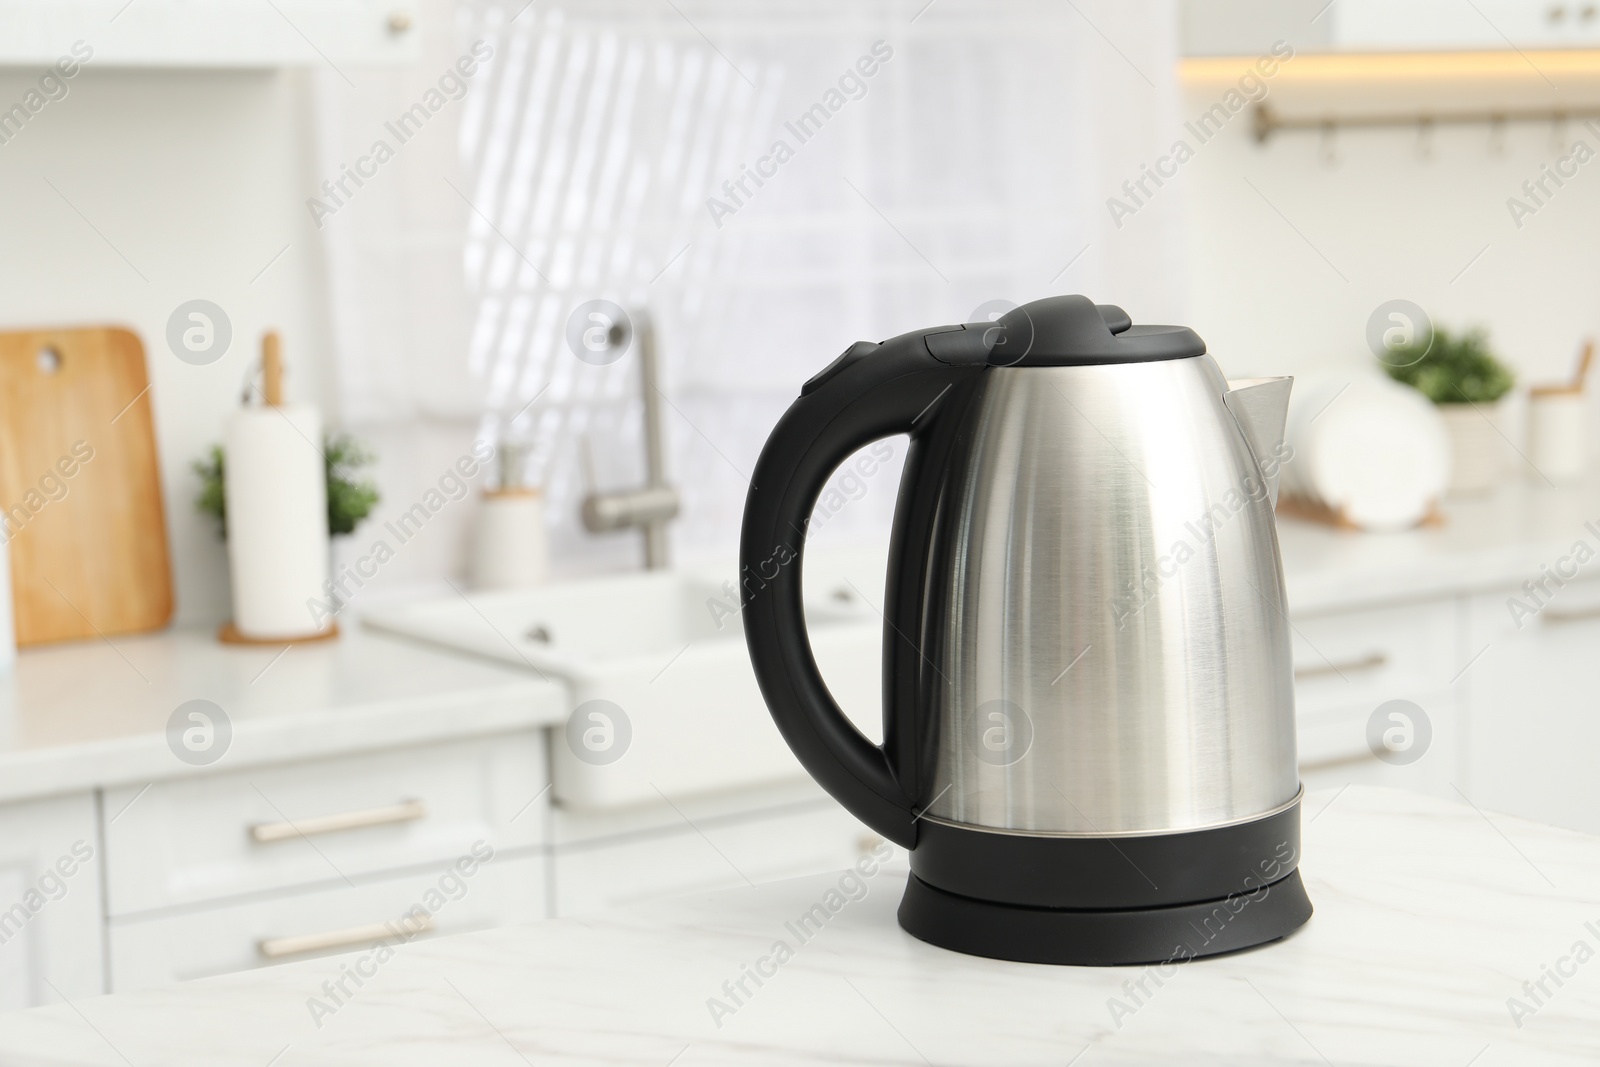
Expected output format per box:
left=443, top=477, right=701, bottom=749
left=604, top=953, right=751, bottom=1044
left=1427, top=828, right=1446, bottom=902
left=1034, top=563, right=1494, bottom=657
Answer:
left=225, top=404, right=331, bottom=639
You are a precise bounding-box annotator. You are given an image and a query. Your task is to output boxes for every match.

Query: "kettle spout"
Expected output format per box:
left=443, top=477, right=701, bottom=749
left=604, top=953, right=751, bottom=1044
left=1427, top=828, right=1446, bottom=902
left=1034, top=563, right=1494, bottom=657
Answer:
left=1224, top=377, right=1293, bottom=507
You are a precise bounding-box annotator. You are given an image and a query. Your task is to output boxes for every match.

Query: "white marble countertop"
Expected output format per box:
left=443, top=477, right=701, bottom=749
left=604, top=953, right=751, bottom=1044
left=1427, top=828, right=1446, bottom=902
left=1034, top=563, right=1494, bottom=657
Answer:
left=1280, top=472, right=1600, bottom=615
left=0, top=625, right=566, bottom=805
left=1, top=786, right=1593, bottom=1065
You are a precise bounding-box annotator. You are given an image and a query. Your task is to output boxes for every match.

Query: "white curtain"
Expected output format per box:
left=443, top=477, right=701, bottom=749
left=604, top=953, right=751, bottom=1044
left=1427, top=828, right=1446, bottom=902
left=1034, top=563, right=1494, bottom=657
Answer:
left=315, top=0, right=1188, bottom=576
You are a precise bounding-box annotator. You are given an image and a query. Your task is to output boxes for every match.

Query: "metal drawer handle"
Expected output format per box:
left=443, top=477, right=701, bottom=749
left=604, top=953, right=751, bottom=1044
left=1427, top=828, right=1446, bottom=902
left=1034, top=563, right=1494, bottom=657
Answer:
left=1293, top=651, right=1388, bottom=681
left=1541, top=603, right=1600, bottom=624
left=250, top=799, right=427, bottom=844
left=258, top=914, right=433, bottom=959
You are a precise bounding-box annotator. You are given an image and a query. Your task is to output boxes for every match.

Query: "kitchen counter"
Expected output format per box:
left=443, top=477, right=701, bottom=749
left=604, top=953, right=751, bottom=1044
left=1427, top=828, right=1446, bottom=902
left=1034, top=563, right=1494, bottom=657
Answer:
left=2, top=786, right=1594, bottom=1065
left=0, top=624, right=566, bottom=804
left=1280, top=472, right=1600, bottom=615
left=733, top=474, right=1600, bottom=621
left=2, top=471, right=1596, bottom=802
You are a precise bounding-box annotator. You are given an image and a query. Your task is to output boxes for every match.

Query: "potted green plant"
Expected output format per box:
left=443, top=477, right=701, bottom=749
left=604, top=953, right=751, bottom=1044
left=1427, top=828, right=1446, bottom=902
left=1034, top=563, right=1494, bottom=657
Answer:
left=1381, top=325, right=1515, bottom=494
left=194, top=433, right=380, bottom=538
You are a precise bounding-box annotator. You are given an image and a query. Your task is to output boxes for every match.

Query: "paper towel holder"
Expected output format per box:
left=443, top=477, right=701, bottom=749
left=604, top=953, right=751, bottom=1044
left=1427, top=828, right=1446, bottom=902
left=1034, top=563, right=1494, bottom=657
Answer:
left=218, top=329, right=341, bottom=647
left=234, top=330, right=290, bottom=408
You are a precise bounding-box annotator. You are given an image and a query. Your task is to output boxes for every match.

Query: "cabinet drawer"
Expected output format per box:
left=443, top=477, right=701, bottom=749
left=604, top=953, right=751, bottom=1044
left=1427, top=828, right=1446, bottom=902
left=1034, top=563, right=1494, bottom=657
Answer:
left=553, top=802, right=894, bottom=917
left=108, top=853, right=544, bottom=991
left=1291, top=599, right=1458, bottom=717
left=104, top=732, right=547, bottom=916
left=550, top=779, right=832, bottom=848
left=1298, top=703, right=1375, bottom=767
left=1297, top=692, right=1452, bottom=765
left=1299, top=739, right=1460, bottom=804
left=1298, top=690, right=1460, bottom=804
left=1466, top=583, right=1600, bottom=834
left=0, top=793, right=104, bottom=1010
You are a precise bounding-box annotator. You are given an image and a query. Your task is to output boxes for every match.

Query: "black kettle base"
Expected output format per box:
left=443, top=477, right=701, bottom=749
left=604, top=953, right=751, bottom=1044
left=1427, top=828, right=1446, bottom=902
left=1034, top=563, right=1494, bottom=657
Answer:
left=897, top=868, right=1313, bottom=967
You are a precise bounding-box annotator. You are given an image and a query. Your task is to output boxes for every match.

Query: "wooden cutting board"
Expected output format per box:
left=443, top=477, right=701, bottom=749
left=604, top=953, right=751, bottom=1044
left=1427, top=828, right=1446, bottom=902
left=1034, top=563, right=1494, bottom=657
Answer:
left=0, top=326, right=173, bottom=646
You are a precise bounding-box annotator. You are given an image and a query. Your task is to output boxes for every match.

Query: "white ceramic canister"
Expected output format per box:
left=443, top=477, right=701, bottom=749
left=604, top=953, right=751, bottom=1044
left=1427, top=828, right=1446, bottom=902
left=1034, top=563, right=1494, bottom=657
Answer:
left=470, top=489, right=548, bottom=590
left=1527, top=390, right=1588, bottom=485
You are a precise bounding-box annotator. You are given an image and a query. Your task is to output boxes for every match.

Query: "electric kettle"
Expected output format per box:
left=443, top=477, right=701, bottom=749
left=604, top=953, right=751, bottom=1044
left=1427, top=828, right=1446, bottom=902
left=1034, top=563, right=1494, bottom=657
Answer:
left=740, top=295, right=1311, bottom=965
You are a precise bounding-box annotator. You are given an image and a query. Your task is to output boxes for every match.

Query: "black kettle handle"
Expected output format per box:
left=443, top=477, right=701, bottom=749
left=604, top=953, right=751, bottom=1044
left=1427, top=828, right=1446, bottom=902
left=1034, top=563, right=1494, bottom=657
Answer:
left=740, top=331, right=987, bottom=848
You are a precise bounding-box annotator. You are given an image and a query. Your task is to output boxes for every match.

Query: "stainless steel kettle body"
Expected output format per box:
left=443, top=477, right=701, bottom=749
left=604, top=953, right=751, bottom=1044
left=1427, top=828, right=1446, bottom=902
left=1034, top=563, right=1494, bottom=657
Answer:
left=740, top=296, right=1312, bottom=965
left=924, top=358, right=1298, bottom=836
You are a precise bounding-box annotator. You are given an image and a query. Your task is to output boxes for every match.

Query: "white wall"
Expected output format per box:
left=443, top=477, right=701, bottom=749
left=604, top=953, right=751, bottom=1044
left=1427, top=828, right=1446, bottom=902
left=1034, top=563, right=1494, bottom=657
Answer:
left=41, top=23, right=1599, bottom=632
left=1173, top=63, right=1600, bottom=392
left=0, top=65, right=337, bottom=626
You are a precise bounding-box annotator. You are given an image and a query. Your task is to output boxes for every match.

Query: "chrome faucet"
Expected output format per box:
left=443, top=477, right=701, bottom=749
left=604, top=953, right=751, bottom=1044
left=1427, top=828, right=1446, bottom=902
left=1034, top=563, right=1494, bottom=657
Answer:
left=580, top=308, right=680, bottom=568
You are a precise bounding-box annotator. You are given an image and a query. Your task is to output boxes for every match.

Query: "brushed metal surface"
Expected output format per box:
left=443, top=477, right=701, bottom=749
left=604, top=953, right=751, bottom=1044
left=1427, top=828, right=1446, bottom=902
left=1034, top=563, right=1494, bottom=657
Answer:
left=924, top=356, right=1298, bottom=834
left=919, top=786, right=1304, bottom=840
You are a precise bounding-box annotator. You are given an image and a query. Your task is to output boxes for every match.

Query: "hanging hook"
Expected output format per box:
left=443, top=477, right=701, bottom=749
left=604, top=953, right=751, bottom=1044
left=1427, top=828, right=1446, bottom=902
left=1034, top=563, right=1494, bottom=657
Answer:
left=1415, top=116, right=1435, bottom=161
left=1319, top=119, right=1339, bottom=166
left=1488, top=113, right=1508, bottom=157
left=1252, top=104, right=1276, bottom=145
left=1551, top=110, right=1569, bottom=153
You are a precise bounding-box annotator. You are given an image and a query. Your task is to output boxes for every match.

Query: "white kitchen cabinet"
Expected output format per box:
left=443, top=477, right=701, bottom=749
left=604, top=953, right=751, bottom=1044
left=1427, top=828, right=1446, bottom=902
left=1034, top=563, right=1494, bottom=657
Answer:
left=1290, top=599, right=1460, bottom=720
left=550, top=779, right=832, bottom=848
left=103, top=734, right=546, bottom=917
left=552, top=799, right=890, bottom=917
left=1464, top=579, right=1600, bottom=835
left=0, top=625, right=563, bottom=1008
left=1290, top=597, right=1466, bottom=803
left=1298, top=687, right=1463, bottom=804
left=0, top=792, right=104, bottom=1010
left=6, top=551, right=1598, bottom=1009
left=1297, top=727, right=1463, bottom=810
left=1181, top=0, right=1600, bottom=57
left=0, top=0, right=422, bottom=67
left=109, top=854, right=544, bottom=990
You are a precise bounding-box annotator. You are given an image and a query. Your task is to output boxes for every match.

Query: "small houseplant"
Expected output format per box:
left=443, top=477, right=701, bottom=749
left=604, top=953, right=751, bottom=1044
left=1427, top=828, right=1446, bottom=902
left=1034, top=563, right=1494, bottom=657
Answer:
left=194, top=433, right=380, bottom=538
left=1381, top=325, right=1515, bottom=494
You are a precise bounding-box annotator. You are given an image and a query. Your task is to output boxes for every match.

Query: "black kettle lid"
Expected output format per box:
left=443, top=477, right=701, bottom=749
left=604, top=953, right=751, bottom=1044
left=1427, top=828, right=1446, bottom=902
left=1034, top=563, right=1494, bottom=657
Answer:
left=973, top=295, right=1206, bottom=367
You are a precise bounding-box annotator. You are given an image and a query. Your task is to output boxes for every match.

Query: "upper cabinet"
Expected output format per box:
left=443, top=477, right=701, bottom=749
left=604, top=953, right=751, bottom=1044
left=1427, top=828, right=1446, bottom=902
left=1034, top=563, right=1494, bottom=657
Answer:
left=1183, top=0, right=1600, bottom=56
left=0, top=0, right=420, bottom=67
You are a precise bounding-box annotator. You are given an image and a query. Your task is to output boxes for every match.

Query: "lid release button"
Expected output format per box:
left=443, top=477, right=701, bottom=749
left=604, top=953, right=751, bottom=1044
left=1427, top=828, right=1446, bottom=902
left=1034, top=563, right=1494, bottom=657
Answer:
left=925, top=324, right=1004, bottom=365
left=801, top=340, right=881, bottom=395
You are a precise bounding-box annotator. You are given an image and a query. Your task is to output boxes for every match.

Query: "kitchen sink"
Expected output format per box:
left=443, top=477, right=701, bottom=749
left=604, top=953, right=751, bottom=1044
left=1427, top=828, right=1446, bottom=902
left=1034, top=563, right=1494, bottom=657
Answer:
left=363, top=552, right=886, bottom=809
